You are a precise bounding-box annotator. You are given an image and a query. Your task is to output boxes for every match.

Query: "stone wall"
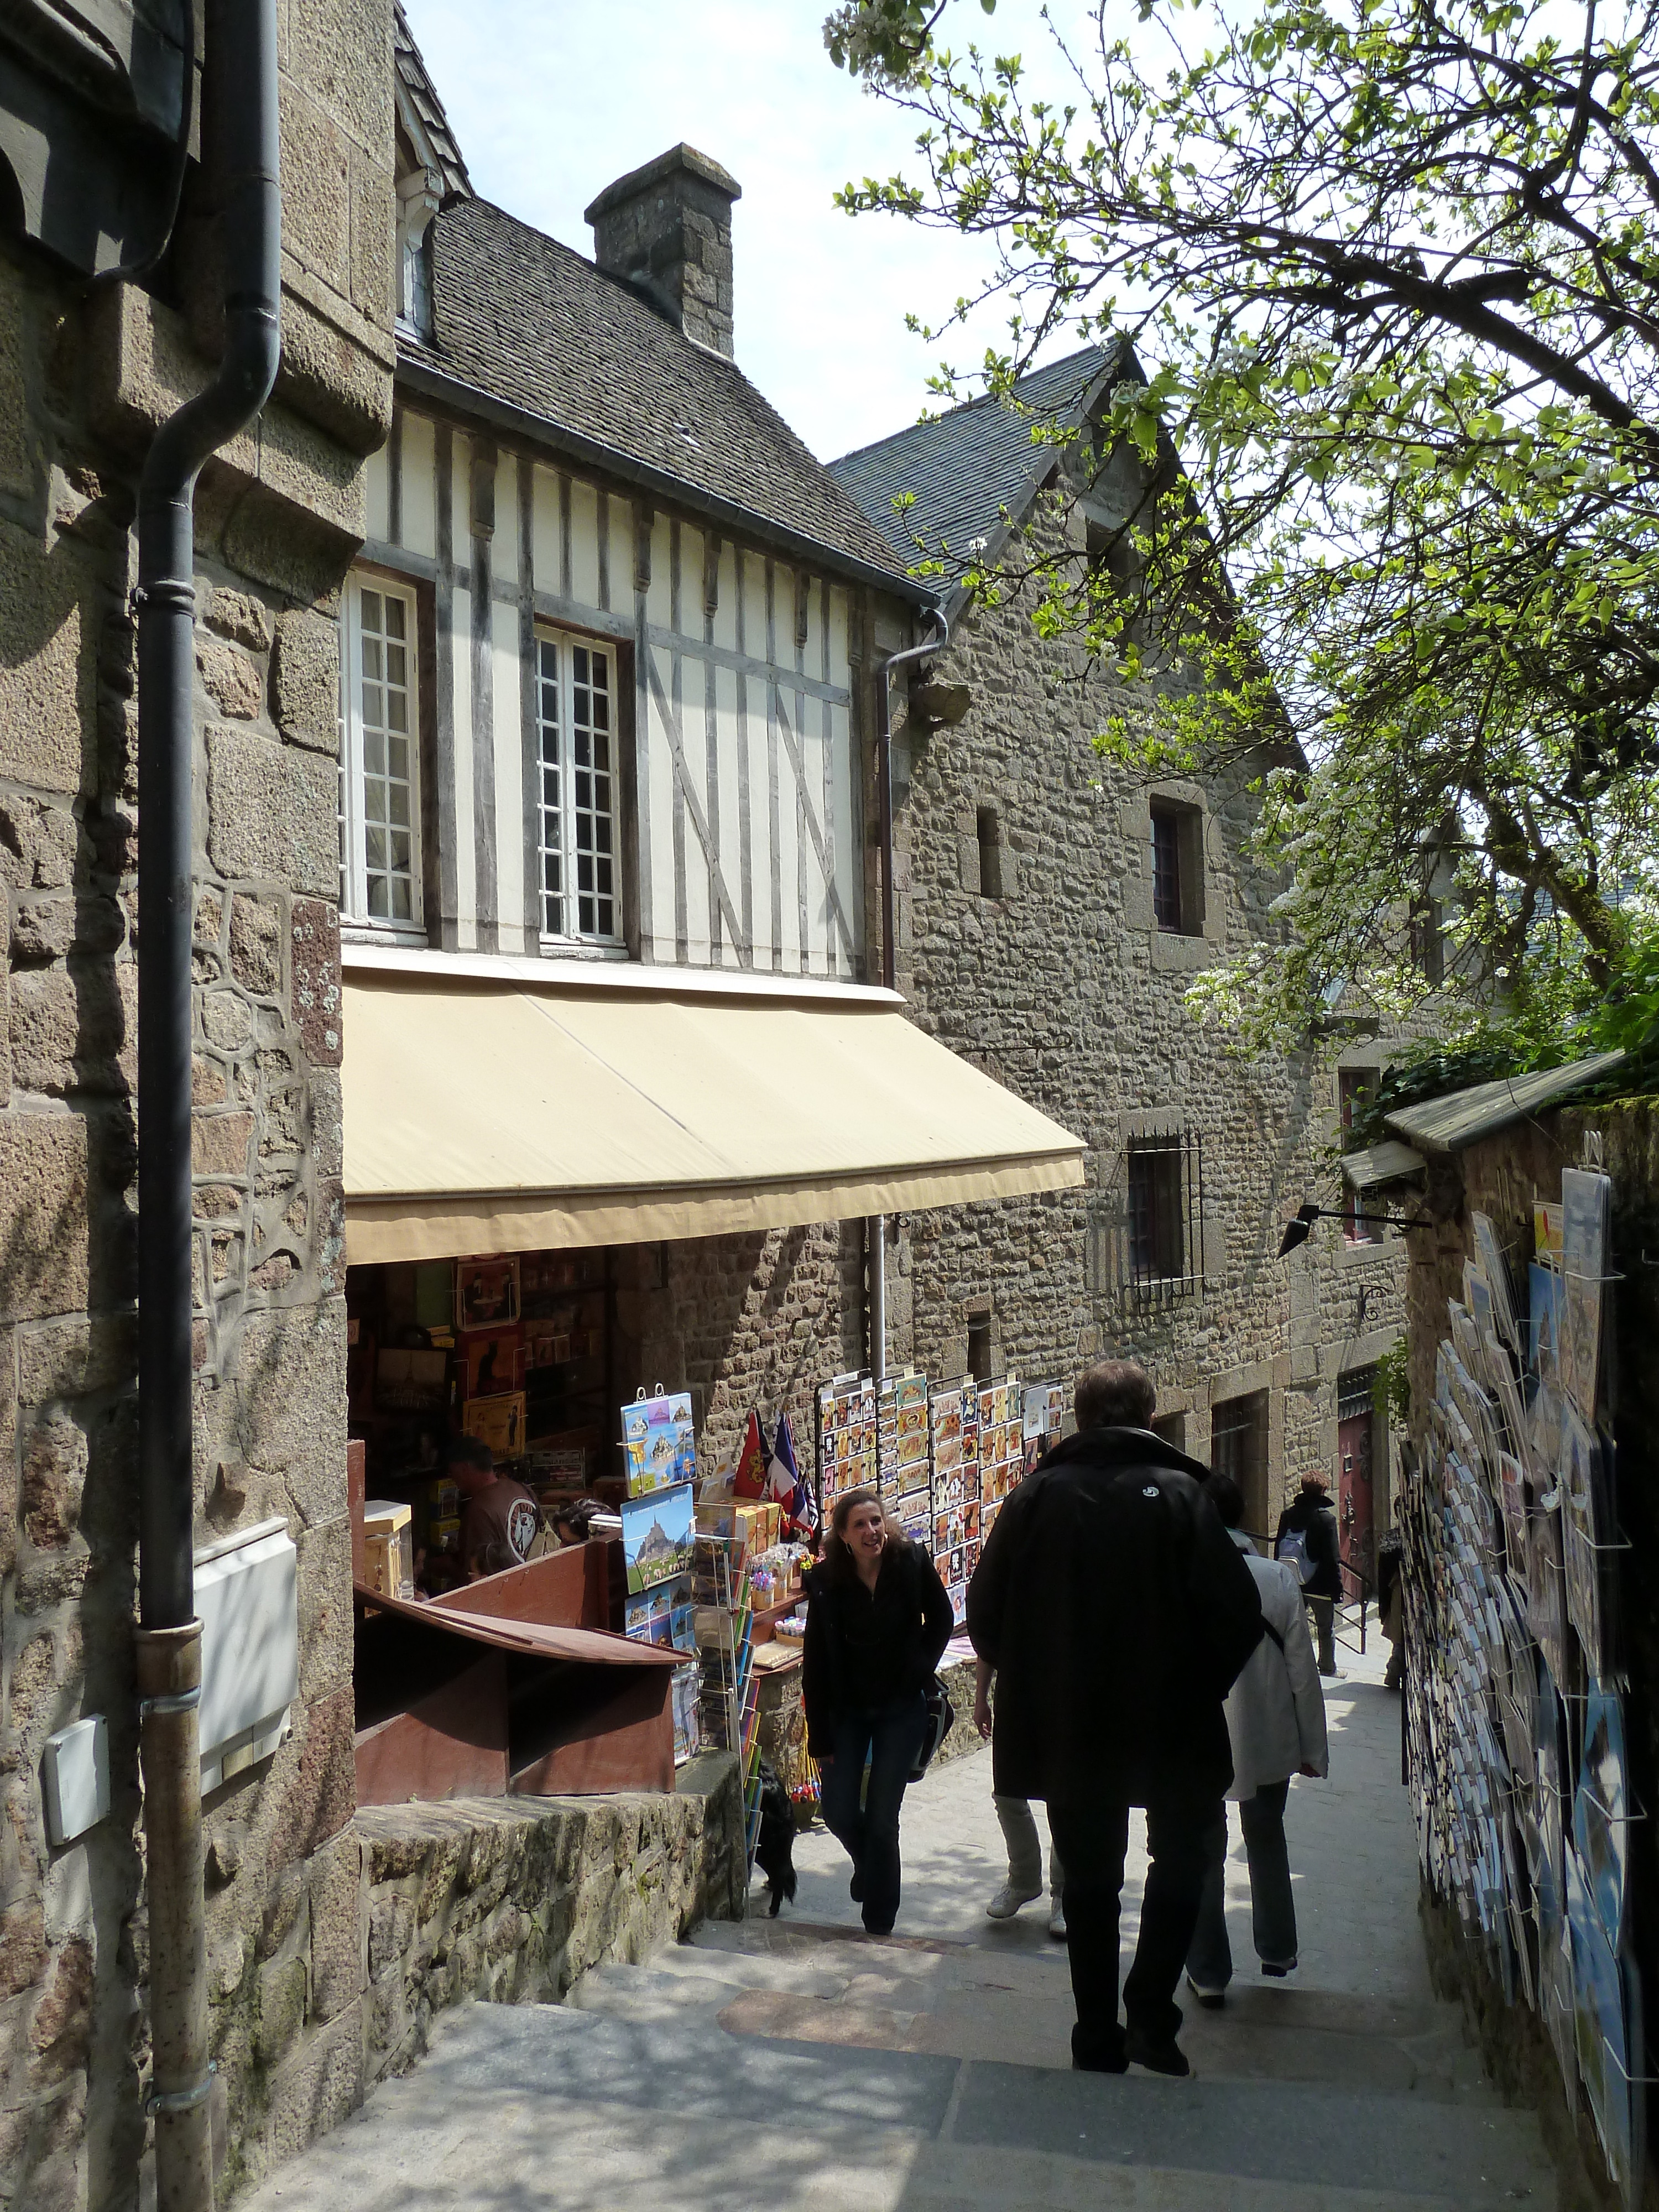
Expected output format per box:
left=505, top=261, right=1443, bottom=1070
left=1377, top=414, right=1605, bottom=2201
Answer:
left=355, top=1755, right=744, bottom=2106
left=0, top=6, right=396, bottom=2208
left=883, top=498, right=1408, bottom=1530
left=617, top=1224, right=864, bottom=1476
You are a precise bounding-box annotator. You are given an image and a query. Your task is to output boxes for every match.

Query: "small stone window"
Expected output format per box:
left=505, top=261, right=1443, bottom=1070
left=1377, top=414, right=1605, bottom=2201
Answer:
left=1150, top=798, right=1204, bottom=936
left=976, top=806, right=1004, bottom=900
left=967, top=1318, right=992, bottom=1381
left=1338, top=1070, right=1383, bottom=1245
left=1211, top=1390, right=1270, bottom=1534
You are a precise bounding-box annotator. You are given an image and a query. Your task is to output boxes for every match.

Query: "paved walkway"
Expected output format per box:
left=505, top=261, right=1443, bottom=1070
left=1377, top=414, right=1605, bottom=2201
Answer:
left=249, top=1640, right=1557, bottom=2212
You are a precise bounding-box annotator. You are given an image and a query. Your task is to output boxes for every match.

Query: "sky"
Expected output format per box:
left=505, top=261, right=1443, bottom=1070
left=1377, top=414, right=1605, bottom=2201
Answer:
left=399, top=0, right=1107, bottom=463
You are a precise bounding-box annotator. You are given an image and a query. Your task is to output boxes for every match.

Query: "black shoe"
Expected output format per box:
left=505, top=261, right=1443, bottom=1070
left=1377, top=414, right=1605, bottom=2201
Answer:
left=1185, top=1973, right=1226, bottom=2011
left=1070, top=2028, right=1128, bottom=2075
left=863, top=1919, right=895, bottom=1937
left=1260, top=1958, right=1297, bottom=1979
left=849, top=1870, right=864, bottom=1903
left=1124, top=2028, right=1192, bottom=2078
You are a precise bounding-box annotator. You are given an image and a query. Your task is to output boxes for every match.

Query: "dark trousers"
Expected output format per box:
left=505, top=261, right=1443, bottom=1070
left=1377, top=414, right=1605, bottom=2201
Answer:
left=1048, top=1792, right=1218, bottom=2062
left=1187, top=1780, right=1297, bottom=1988
left=819, top=1695, right=927, bottom=1934
left=1307, top=1594, right=1336, bottom=1673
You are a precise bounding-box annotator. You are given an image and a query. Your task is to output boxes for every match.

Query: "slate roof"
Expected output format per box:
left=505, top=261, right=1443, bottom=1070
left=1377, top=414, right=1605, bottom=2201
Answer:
left=400, top=195, right=926, bottom=598
left=829, top=346, right=1118, bottom=573
left=393, top=2, right=471, bottom=200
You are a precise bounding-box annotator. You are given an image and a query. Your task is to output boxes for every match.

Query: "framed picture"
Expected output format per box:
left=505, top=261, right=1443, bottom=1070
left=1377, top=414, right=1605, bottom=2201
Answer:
left=457, top=1257, right=520, bottom=1331
left=459, top=1390, right=526, bottom=1459
left=463, top=1325, right=523, bottom=1400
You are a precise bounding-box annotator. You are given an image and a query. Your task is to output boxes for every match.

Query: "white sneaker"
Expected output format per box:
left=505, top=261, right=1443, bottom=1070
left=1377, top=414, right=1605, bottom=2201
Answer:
left=1048, top=1895, right=1067, bottom=1940
left=985, top=1882, right=1041, bottom=1919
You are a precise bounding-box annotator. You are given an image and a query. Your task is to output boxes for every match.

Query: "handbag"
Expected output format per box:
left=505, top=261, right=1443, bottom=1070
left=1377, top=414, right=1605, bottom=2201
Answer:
left=910, top=1673, right=957, bottom=1780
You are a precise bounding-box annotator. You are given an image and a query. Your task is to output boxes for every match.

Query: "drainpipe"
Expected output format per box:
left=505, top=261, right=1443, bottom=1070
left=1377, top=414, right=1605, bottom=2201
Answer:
left=867, top=609, right=948, bottom=1380
left=133, top=3, right=280, bottom=2205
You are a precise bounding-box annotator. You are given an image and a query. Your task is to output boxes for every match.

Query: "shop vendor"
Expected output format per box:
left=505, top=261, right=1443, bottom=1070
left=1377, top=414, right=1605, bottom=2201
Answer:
left=448, top=1435, right=540, bottom=1578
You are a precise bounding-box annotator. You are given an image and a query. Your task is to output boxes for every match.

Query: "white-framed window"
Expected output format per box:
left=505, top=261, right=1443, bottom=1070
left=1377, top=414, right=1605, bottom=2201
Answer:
left=340, top=575, right=422, bottom=932
left=535, top=628, right=619, bottom=943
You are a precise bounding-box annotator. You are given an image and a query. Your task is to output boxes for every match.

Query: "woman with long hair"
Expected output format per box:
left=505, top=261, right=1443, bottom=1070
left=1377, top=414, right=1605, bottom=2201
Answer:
left=802, top=1488, right=954, bottom=1936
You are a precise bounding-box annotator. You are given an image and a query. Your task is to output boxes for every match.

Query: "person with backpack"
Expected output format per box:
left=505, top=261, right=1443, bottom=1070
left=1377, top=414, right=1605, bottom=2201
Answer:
left=1274, top=1472, right=1343, bottom=1676
left=802, top=1488, right=954, bottom=1937
left=1186, top=1473, right=1328, bottom=2003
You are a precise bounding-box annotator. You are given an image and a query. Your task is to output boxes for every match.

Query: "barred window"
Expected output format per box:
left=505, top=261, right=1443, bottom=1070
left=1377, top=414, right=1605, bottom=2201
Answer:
left=536, top=630, right=619, bottom=942
left=1093, top=1128, right=1205, bottom=1300
left=340, top=576, right=422, bottom=932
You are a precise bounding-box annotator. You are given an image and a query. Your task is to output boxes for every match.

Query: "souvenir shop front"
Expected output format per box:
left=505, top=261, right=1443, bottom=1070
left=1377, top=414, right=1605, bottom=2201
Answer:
left=339, top=954, right=1084, bottom=1818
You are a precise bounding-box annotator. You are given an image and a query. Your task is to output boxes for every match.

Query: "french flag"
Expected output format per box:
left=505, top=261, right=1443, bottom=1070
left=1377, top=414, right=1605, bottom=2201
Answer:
left=768, top=1412, right=815, bottom=1533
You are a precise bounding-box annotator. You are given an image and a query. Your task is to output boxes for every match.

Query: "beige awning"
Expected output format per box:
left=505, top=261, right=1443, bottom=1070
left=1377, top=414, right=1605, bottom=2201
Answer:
left=342, top=967, right=1085, bottom=1264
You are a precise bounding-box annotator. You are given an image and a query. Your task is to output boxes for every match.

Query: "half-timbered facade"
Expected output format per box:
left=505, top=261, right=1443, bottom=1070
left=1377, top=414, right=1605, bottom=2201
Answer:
left=354, top=63, right=916, bottom=977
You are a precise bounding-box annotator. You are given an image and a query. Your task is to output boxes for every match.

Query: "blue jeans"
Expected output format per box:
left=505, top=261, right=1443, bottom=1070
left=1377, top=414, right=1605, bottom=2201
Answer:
left=820, top=1695, right=927, bottom=1934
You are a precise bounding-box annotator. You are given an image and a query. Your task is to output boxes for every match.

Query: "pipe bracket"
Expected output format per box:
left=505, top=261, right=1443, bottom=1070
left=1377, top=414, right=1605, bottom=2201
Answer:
left=139, top=1686, right=201, bottom=1718
left=144, top=2062, right=216, bottom=2119
left=131, top=580, right=197, bottom=615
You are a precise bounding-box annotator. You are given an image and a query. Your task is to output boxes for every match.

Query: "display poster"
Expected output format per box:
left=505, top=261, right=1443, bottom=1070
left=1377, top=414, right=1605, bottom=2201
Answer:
left=457, top=1256, right=520, bottom=1330
left=622, top=1391, right=697, bottom=1495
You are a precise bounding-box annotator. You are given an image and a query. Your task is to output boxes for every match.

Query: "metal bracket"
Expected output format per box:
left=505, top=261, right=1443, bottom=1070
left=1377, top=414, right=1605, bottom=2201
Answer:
left=144, top=2061, right=216, bottom=2118
left=138, top=1686, right=201, bottom=1719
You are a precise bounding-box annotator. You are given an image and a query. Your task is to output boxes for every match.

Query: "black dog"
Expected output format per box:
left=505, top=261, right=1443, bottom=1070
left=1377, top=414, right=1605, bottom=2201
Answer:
left=754, top=1758, right=797, bottom=1917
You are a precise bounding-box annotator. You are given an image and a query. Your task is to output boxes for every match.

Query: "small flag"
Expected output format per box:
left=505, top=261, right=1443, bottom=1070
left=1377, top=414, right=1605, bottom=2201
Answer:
left=770, top=1412, right=816, bottom=1533
left=733, top=1407, right=769, bottom=1499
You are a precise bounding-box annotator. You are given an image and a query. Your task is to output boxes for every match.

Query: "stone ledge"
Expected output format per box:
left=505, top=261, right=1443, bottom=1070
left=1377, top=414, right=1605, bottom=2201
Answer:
left=354, top=1754, right=745, bottom=2096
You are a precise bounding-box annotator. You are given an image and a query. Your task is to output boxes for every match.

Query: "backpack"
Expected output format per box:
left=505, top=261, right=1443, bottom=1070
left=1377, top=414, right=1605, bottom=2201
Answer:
left=1276, top=1527, right=1318, bottom=1587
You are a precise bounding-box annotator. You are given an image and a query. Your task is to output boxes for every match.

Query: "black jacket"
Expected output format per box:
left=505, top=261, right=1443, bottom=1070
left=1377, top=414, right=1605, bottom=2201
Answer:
left=1275, top=1489, right=1342, bottom=1600
left=966, top=1427, right=1264, bottom=1806
left=802, top=1541, right=953, bottom=1759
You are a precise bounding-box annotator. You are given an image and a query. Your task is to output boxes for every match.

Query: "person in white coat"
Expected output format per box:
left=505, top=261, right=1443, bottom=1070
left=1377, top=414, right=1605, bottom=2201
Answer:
left=1185, top=1472, right=1328, bottom=2003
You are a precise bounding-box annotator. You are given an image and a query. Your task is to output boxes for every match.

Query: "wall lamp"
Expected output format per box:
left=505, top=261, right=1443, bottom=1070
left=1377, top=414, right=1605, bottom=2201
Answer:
left=1276, top=1202, right=1433, bottom=1258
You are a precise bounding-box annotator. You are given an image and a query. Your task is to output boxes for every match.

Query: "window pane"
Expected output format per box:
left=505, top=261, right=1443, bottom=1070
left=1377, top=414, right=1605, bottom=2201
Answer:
left=538, top=633, right=618, bottom=942
left=1151, top=808, right=1182, bottom=931
left=349, top=583, right=420, bottom=925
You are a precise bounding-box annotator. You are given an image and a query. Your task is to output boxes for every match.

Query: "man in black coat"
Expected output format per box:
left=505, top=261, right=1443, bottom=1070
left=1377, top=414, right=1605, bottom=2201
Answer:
left=967, top=1360, right=1262, bottom=2078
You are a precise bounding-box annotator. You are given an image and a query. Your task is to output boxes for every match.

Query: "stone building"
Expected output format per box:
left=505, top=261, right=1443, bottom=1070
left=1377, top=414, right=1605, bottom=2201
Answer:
left=832, top=352, right=1411, bottom=1545
left=0, top=2, right=395, bottom=2205
left=338, top=20, right=1077, bottom=1499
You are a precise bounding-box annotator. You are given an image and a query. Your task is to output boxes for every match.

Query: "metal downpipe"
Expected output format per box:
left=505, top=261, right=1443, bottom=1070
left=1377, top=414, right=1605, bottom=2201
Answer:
left=867, top=612, right=946, bottom=1379
left=134, top=2, right=281, bottom=2203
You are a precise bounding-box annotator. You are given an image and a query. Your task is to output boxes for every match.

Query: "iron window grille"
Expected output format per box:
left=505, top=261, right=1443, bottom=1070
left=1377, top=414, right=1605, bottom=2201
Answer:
left=1337, top=1366, right=1380, bottom=1424
left=1092, top=1126, right=1207, bottom=1300
left=536, top=629, right=619, bottom=943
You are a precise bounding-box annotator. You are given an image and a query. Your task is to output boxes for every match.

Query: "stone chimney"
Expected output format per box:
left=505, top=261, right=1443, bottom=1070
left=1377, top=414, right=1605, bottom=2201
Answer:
left=585, top=145, right=741, bottom=358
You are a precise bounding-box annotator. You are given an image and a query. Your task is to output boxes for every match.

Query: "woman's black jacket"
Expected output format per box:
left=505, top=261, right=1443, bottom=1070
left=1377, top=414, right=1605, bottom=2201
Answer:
left=801, top=1540, right=954, bottom=1759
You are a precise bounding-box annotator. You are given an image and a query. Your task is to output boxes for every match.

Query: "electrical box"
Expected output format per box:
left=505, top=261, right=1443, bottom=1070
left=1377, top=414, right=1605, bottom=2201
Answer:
left=196, top=1517, right=299, bottom=1793
left=43, top=1715, right=110, bottom=1845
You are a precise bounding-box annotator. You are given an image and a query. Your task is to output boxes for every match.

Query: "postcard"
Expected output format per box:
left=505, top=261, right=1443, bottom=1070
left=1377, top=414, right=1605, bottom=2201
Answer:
left=1528, top=1261, right=1564, bottom=1391
left=1575, top=1683, right=1628, bottom=1951
left=1559, top=1168, right=1610, bottom=1423
left=1535, top=1198, right=1564, bottom=1263
left=1471, top=1213, right=1521, bottom=1355
left=622, top=1479, right=695, bottom=1595
left=457, top=1256, right=519, bottom=1331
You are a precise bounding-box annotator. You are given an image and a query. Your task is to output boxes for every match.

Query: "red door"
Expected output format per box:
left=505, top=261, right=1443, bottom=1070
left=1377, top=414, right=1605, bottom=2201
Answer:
left=1337, top=1409, right=1375, bottom=1601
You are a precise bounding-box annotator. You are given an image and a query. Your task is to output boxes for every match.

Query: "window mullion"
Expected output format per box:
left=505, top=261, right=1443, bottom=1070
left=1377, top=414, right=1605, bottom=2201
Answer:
left=561, top=639, right=578, bottom=932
